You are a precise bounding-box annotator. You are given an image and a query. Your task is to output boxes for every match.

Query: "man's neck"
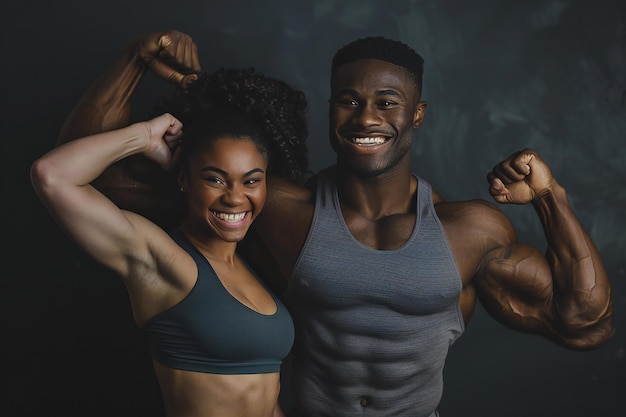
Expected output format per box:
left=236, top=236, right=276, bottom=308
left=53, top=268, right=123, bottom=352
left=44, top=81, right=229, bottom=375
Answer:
left=334, top=163, right=416, bottom=220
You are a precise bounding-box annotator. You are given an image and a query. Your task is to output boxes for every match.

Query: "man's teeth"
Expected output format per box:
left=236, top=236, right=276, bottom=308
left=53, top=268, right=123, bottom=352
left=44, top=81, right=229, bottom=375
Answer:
left=353, top=137, right=386, bottom=145
left=214, top=212, right=246, bottom=223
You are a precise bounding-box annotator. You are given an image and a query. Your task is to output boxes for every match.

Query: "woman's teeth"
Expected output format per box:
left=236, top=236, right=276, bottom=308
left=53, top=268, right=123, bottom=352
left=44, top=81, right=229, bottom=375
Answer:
left=214, top=212, right=246, bottom=222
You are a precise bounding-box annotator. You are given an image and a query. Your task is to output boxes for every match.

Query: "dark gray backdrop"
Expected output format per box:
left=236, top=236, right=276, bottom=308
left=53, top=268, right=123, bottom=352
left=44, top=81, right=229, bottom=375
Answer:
left=3, top=1, right=625, bottom=416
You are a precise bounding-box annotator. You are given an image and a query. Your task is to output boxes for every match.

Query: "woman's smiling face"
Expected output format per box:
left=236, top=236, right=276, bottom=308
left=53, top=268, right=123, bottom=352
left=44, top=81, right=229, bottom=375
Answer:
left=182, top=136, right=268, bottom=243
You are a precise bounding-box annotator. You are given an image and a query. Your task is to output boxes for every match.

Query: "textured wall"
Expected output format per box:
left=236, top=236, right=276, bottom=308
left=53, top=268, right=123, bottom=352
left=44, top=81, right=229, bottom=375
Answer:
left=3, top=1, right=625, bottom=416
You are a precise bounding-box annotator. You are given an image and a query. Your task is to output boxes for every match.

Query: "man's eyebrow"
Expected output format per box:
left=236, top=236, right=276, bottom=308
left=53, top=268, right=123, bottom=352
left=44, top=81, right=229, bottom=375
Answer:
left=333, top=88, right=358, bottom=96
left=332, top=88, right=402, bottom=97
left=377, top=89, right=402, bottom=97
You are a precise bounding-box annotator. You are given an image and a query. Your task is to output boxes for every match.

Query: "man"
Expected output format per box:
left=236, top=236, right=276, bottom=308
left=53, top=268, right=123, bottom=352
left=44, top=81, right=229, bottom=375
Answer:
left=58, top=30, right=614, bottom=417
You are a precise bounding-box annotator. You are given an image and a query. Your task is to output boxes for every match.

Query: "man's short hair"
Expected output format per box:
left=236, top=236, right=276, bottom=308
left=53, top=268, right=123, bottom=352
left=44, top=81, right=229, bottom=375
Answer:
left=331, top=36, right=424, bottom=92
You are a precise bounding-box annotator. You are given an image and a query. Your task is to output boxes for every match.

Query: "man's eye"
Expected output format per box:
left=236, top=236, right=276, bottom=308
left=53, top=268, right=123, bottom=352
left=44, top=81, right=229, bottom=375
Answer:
left=333, top=98, right=358, bottom=106
left=380, top=100, right=396, bottom=107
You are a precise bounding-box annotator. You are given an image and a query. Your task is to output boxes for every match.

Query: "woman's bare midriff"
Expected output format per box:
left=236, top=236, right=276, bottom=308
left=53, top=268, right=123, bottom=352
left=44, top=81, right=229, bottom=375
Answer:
left=153, top=360, right=281, bottom=417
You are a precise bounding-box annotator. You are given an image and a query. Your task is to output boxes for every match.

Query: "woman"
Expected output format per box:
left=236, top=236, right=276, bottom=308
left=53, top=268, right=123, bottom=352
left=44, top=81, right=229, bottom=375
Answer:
left=31, top=67, right=308, bottom=417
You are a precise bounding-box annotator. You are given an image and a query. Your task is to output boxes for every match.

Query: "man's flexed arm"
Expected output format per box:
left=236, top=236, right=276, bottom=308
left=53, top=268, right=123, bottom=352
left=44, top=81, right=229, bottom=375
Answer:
left=479, top=148, right=614, bottom=350
left=58, top=30, right=200, bottom=144
left=55, top=30, right=200, bottom=227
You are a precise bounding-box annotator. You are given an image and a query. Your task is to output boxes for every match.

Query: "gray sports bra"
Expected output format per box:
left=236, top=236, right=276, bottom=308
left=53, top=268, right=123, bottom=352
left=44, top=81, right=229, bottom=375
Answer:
left=141, top=228, right=294, bottom=374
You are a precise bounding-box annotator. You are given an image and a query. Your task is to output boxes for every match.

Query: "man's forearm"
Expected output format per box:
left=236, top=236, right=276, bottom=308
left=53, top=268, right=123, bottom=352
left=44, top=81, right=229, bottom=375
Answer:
left=57, top=43, right=146, bottom=144
left=533, top=182, right=613, bottom=342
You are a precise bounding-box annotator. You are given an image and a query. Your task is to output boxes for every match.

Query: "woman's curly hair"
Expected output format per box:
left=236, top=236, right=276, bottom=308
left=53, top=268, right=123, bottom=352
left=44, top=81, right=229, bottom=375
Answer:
left=152, top=67, right=309, bottom=184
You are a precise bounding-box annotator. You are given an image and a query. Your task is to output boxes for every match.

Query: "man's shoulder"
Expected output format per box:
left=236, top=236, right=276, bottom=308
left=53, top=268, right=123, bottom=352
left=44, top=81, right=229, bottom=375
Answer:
left=435, top=198, right=507, bottom=223
left=267, top=175, right=315, bottom=205
left=435, top=198, right=514, bottom=245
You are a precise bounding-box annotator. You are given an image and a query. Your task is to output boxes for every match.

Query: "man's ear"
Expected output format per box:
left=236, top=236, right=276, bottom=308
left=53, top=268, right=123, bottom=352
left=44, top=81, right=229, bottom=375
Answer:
left=413, top=101, right=427, bottom=128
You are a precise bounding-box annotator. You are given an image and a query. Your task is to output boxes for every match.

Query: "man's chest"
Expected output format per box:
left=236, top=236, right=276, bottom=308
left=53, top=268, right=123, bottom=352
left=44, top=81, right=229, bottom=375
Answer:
left=342, top=211, right=417, bottom=250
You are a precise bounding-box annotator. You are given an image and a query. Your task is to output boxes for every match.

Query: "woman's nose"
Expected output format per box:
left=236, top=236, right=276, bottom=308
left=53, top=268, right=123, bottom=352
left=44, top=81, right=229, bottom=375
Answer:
left=222, top=184, right=246, bottom=205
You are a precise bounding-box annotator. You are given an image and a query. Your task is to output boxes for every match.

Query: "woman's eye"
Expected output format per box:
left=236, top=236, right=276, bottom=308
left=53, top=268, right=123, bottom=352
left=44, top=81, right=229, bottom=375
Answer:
left=207, top=177, right=225, bottom=185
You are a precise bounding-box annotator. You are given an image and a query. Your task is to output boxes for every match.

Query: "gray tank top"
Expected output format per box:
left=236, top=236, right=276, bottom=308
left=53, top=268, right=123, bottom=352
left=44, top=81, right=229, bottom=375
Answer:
left=285, top=167, right=464, bottom=417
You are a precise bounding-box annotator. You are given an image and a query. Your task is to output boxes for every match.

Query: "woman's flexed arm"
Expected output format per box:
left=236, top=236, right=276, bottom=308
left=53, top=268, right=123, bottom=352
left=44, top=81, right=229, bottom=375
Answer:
left=31, top=113, right=183, bottom=276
